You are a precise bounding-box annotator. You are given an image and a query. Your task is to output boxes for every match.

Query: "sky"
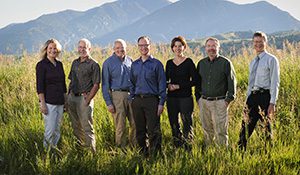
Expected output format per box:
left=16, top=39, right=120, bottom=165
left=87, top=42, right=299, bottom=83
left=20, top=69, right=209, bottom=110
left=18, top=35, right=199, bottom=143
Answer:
left=0, top=0, right=299, bottom=29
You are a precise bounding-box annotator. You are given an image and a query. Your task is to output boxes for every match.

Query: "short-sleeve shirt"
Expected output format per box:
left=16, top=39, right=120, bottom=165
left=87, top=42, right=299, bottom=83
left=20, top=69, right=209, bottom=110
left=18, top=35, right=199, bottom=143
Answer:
left=68, top=57, right=101, bottom=94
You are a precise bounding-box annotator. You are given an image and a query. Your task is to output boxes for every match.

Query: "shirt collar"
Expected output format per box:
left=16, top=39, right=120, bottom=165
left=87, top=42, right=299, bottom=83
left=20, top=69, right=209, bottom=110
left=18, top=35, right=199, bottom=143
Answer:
left=257, top=51, right=267, bottom=59
left=207, top=55, right=220, bottom=62
left=138, top=55, right=154, bottom=63
left=44, top=57, right=57, bottom=64
left=76, top=56, right=91, bottom=63
left=112, top=53, right=125, bottom=62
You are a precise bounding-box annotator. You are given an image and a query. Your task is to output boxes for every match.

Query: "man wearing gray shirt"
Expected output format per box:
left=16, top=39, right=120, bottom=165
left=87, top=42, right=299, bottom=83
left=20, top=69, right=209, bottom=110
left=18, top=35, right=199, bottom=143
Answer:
left=68, top=38, right=101, bottom=153
left=238, top=31, right=280, bottom=150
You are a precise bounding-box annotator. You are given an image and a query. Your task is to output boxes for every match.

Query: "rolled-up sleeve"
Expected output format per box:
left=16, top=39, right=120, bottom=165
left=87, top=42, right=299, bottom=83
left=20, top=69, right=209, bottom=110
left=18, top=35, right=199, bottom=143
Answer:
left=92, top=62, right=101, bottom=84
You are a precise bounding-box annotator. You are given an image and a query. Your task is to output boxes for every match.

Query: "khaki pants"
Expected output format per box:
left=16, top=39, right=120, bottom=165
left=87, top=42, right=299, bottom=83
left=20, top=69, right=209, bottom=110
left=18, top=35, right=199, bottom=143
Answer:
left=111, top=91, right=136, bottom=147
left=199, top=98, right=229, bottom=147
left=68, top=94, right=96, bottom=153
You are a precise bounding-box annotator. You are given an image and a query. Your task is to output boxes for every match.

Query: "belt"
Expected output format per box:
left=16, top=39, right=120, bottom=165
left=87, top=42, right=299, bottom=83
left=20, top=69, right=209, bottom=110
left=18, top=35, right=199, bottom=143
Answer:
left=71, top=91, right=86, bottom=97
left=251, top=88, right=269, bottom=95
left=135, top=94, right=158, bottom=98
left=111, top=89, right=129, bottom=92
left=73, top=93, right=83, bottom=96
left=202, top=96, right=226, bottom=101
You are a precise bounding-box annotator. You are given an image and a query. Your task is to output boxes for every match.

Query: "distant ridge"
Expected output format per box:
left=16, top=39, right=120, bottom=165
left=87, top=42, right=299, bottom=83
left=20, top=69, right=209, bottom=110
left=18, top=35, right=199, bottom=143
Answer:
left=0, top=0, right=300, bottom=54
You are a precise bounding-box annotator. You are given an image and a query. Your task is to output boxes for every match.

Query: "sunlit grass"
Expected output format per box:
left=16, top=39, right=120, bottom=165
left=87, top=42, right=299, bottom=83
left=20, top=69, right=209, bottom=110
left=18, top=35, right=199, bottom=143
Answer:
left=0, top=43, right=299, bottom=174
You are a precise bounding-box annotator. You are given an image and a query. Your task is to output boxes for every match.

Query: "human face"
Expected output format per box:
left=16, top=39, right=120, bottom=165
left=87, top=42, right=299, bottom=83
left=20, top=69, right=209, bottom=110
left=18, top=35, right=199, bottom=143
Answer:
left=138, top=38, right=150, bottom=57
left=253, top=36, right=266, bottom=54
left=172, top=41, right=185, bottom=57
left=205, top=39, right=219, bottom=59
left=47, top=43, right=59, bottom=59
left=114, top=42, right=126, bottom=58
left=78, top=41, right=91, bottom=58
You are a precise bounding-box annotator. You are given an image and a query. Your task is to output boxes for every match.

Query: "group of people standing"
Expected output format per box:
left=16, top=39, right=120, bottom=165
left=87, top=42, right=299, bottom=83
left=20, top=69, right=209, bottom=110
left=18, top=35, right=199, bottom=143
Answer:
left=35, top=31, right=280, bottom=156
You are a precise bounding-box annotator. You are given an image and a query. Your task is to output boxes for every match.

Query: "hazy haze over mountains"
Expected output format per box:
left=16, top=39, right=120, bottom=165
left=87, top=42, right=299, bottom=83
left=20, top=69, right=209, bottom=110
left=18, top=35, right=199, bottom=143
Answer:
left=0, top=0, right=300, bottom=54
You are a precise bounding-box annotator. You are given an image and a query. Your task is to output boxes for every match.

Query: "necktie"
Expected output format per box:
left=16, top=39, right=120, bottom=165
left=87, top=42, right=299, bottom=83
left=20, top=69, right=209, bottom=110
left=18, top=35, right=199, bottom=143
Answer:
left=249, top=56, right=260, bottom=89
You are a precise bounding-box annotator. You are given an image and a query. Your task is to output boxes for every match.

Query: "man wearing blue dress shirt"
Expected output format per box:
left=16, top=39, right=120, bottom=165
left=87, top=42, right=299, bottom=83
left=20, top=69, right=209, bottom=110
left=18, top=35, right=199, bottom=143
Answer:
left=102, top=39, right=136, bottom=148
left=130, top=36, right=166, bottom=156
left=238, top=31, right=280, bottom=150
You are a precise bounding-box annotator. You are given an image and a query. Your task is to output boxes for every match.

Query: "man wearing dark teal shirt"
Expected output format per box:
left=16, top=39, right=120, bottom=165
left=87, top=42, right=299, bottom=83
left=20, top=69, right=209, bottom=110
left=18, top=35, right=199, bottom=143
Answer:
left=195, top=37, right=236, bottom=147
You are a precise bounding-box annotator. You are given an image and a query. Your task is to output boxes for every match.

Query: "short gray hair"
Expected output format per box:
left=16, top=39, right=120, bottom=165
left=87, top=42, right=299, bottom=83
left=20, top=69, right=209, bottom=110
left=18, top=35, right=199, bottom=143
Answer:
left=78, top=38, right=92, bottom=48
left=114, top=39, right=127, bottom=48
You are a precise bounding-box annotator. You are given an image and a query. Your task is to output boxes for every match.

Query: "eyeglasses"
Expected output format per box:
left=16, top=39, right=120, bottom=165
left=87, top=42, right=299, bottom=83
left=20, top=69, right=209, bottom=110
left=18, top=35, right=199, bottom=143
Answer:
left=138, top=44, right=150, bottom=47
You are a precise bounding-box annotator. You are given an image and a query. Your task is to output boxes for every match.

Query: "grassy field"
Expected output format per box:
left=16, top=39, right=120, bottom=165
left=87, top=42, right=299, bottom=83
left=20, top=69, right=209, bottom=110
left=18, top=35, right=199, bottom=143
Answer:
left=0, top=43, right=299, bottom=174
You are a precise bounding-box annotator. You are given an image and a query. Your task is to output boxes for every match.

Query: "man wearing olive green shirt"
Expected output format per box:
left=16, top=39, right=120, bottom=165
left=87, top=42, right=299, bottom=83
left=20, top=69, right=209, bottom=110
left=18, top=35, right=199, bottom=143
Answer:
left=195, top=37, right=237, bottom=147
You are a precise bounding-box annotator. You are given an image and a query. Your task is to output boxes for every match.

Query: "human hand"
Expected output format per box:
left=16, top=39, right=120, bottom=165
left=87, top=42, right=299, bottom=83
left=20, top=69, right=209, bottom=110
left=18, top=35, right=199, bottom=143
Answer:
left=168, top=84, right=180, bottom=91
left=107, top=105, right=115, bottom=113
left=157, top=105, right=164, bottom=116
left=268, top=103, right=275, bottom=120
left=40, top=102, right=48, bottom=115
left=83, top=93, right=91, bottom=106
left=225, top=101, right=229, bottom=108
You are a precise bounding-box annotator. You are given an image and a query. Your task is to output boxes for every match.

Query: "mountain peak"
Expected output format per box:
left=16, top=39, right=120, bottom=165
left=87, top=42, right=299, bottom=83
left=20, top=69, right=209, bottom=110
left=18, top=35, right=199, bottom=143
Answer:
left=0, top=0, right=299, bottom=54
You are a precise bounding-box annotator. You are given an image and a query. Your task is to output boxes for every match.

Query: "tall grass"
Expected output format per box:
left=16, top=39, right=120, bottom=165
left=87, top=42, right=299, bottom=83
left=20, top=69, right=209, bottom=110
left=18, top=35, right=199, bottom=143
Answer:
left=0, top=43, right=299, bottom=174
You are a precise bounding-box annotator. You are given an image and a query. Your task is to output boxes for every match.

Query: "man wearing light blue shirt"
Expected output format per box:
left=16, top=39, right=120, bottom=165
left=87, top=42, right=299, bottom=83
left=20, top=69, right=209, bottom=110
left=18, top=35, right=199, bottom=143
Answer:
left=238, top=31, right=280, bottom=150
left=130, top=36, right=166, bottom=156
left=102, top=39, right=136, bottom=147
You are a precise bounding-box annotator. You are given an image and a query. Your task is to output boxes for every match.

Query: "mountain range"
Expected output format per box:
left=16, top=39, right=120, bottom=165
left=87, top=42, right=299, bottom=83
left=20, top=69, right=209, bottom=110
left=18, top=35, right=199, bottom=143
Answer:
left=1, top=0, right=300, bottom=54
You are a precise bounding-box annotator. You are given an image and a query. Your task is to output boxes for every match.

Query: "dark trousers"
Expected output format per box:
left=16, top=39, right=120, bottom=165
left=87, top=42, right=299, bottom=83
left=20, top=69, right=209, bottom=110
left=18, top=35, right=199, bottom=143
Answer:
left=132, top=96, right=162, bottom=154
left=167, top=96, right=194, bottom=147
left=238, top=91, right=272, bottom=150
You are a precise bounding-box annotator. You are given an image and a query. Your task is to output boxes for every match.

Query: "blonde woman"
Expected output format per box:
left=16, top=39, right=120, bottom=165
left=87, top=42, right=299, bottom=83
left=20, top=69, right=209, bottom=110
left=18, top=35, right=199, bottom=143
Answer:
left=36, top=39, right=67, bottom=149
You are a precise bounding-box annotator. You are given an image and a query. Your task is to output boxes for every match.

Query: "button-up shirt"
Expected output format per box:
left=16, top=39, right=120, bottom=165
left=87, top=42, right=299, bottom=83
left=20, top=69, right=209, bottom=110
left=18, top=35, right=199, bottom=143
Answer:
left=247, top=51, right=280, bottom=104
left=36, top=58, right=67, bottom=105
left=102, top=53, right=132, bottom=106
left=195, top=55, right=237, bottom=102
left=130, top=55, right=166, bottom=105
left=68, top=57, right=101, bottom=94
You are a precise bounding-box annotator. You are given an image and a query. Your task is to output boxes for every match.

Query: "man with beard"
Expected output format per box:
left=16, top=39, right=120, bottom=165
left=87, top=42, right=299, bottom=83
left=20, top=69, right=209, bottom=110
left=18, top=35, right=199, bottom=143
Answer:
left=195, top=37, right=236, bottom=148
left=238, top=31, right=280, bottom=150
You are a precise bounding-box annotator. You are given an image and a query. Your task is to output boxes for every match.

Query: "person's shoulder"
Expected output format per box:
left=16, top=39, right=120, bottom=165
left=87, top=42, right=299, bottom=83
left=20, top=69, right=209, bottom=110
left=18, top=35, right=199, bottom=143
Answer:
left=89, top=57, right=100, bottom=65
left=265, top=51, right=278, bottom=61
left=219, top=55, right=232, bottom=63
left=166, top=59, right=173, bottom=65
left=186, top=57, right=195, bottom=63
left=132, top=58, right=140, bottom=64
left=198, top=57, right=208, bottom=63
left=56, top=60, right=64, bottom=66
left=153, top=57, right=164, bottom=66
left=36, top=58, right=47, bottom=67
left=150, top=56, right=162, bottom=63
left=103, top=55, right=113, bottom=65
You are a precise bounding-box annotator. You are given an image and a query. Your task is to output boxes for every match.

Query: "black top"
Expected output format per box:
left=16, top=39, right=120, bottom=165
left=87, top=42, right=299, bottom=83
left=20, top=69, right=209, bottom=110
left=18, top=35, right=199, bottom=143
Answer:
left=165, top=58, right=198, bottom=97
left=36, top=58, right=67, bottom=105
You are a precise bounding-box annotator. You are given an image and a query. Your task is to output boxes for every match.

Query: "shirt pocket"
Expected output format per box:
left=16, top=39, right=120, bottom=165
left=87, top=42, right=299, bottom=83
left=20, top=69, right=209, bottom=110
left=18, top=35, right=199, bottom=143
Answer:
left=257, top=65, right=270, bottom=82
left=145, top=67, right=156, bottom=81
